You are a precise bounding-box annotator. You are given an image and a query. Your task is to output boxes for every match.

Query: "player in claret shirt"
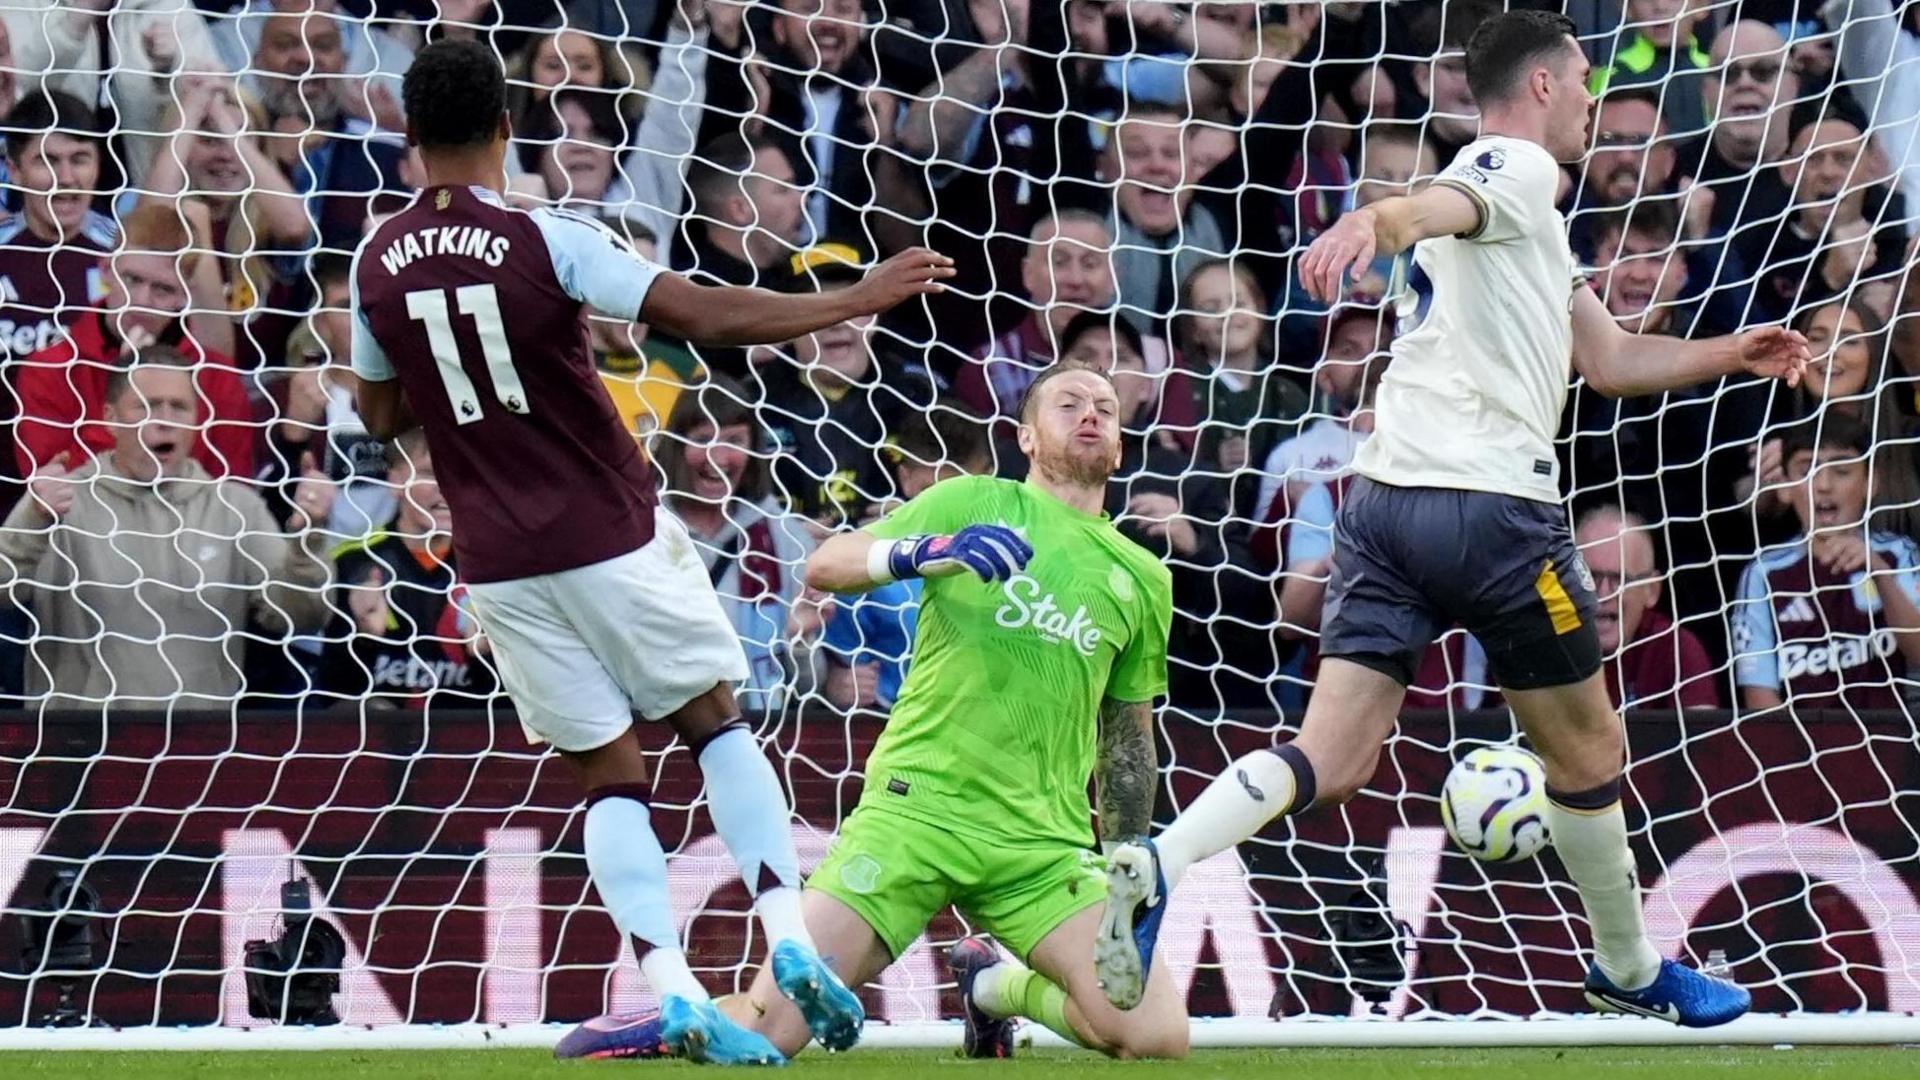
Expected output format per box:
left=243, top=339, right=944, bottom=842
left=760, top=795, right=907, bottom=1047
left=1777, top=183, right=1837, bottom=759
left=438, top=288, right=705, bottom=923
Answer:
left=1732, top=414, right=1920, bottom=713
left=351, top=39, right=953, bottom=1065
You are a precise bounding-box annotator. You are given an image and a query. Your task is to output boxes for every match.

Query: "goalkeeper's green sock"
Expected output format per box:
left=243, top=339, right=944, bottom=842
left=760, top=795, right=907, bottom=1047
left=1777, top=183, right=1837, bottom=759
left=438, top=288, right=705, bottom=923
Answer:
left=973, top=961, right=1087, bottom=1049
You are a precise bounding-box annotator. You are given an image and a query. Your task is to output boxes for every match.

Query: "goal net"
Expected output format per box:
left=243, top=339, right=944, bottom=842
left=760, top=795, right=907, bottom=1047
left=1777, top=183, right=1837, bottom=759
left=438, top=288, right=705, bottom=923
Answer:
left=2, top=0, right=1919, bottom=1046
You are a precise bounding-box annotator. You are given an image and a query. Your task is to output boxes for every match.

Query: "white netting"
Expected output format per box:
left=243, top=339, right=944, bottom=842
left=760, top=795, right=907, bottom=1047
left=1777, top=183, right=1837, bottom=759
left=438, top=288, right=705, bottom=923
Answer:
left=0, top=0, right=1918, bottom=1039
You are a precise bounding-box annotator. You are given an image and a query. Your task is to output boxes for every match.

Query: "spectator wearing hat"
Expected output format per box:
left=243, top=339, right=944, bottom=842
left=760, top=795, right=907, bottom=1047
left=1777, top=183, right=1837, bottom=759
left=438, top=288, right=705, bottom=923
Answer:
left=753, top=243, right=943, bottom=528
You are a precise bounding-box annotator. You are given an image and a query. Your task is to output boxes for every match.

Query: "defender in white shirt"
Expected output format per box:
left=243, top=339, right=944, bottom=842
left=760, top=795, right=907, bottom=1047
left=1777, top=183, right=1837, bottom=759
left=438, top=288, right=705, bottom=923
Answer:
left=1096, top=11, right=1809, bottom=1029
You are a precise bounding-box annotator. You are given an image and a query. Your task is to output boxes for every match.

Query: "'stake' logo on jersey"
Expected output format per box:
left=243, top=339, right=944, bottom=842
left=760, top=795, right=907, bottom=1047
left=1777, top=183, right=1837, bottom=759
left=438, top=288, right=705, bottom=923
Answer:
left=995, top=575, right=1102, bottom=656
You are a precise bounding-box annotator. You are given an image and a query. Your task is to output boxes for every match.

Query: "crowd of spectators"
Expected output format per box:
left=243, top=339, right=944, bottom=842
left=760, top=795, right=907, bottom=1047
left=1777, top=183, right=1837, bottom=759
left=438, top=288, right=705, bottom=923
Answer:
left=0, top=0, right=1913, bottom=717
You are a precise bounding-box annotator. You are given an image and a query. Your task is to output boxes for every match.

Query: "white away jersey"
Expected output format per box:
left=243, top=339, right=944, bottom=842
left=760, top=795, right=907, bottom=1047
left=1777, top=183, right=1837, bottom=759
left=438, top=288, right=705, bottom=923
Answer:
left=1351, top=136, right=1584, bottom=504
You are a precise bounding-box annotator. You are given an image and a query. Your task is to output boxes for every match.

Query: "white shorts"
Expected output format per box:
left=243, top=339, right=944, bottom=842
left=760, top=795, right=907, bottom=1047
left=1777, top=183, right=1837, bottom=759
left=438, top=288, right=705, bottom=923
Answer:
left=464, top=509, right=750, bottom=752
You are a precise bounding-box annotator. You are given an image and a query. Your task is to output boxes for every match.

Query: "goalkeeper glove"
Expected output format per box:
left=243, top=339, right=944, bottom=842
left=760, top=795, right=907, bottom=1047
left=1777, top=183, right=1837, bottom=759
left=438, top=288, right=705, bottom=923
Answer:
left=868, top=524, right=1033, bottom=584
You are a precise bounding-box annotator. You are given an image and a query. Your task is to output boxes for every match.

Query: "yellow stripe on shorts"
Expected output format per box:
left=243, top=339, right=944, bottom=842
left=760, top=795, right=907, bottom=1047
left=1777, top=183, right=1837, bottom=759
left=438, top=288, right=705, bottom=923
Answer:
left=1535, top=559, right=1582, bottom=636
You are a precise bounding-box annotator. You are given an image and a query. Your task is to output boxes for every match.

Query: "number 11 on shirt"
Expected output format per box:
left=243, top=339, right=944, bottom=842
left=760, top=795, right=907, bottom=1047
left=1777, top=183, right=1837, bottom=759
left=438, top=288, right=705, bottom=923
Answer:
left=405, top=284, right=528, bottom=423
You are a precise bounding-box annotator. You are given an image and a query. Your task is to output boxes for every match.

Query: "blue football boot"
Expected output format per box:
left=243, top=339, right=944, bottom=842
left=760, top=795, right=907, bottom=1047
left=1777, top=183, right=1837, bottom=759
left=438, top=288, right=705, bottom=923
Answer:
left=1095, top=839, right=1167, bottom=1011
left=1584, top=958, right=1751, bottom=1028
left=771, top=939, right=864, bottom=1052
left=659, top=995, right=787, bottom=1066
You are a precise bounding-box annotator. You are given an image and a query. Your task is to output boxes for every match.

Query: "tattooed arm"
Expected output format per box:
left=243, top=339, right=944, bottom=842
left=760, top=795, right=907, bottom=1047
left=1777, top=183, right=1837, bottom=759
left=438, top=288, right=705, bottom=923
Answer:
left=1096, top=696, right=1159, bottom=849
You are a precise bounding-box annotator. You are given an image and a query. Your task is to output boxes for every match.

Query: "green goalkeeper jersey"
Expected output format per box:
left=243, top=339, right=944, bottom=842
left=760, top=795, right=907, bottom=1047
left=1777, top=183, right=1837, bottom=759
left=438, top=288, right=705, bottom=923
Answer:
left=861, top=475, right=1173, bottom=849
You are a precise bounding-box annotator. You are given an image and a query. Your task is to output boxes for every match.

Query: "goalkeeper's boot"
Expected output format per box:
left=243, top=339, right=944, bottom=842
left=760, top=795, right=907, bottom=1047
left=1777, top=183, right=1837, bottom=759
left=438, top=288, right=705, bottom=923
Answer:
left=947, top=937, right=1015, bottom=1059
left=660, top=995, right=787, bottom=1066
left=1584, top=958, right=1751, bottom=1028
left=552, top=1009, right=671, bottom=1060
left=1096, top=839, right=1166, bottom=1011
left=770, top=938, right=864, bottom=1052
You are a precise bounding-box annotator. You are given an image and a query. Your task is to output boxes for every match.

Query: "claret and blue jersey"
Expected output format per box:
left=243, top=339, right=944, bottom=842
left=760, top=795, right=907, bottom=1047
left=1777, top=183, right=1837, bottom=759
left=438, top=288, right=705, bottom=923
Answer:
left=348, top=185, right=669, bottom=584
left=1732, top=533, right=1920, bottom=709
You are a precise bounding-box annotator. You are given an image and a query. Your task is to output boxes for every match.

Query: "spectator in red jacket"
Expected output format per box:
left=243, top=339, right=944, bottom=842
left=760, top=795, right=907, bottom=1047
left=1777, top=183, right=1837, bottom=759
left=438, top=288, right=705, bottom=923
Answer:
left=1576, top=504, right=1720, bottom=711
left=14, top=202, right=254, bottom=479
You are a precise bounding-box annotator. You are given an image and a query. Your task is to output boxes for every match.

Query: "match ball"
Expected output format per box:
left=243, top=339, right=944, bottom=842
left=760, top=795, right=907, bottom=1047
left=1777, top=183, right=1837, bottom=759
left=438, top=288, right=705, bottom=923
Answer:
left=1440, top=746, right=1550, bottom=863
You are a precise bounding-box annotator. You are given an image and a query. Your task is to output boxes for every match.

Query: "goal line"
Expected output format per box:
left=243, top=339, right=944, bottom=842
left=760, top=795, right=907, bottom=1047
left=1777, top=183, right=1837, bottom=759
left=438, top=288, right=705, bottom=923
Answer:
left=5, top=1014, right=1920, bottom=1052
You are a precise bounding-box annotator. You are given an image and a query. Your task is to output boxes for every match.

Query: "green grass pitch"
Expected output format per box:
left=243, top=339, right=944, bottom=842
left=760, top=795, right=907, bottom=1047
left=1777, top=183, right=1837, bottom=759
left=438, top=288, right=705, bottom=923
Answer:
left=5, top=1048, right=1919, bottom=1079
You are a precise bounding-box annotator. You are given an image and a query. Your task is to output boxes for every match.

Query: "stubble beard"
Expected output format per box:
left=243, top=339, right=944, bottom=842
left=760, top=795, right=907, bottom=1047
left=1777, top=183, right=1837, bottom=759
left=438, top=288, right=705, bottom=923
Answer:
left=1034, top=433, right=1116, bottom=491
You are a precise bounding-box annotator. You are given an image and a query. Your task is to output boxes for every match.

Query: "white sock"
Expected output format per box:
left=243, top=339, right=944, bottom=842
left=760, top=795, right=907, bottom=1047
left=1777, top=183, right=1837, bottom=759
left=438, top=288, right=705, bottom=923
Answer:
left=584, top=792, right=708, bottom=1002
left=697, top=725, right=815, bottom=952
left=754, top=886, right=811, bottom=951
left=1547, top=798, right=1662, bottom=991
left=1155, top=748, right=1306, bottom=890
left=641, top=948, right=708, bottom=1003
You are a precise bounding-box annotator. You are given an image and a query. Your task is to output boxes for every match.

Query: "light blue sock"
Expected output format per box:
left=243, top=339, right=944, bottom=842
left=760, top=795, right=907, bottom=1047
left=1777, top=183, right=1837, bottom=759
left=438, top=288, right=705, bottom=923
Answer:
left=584, top=789, right=706, bottom=1001
left=697, top=725, right=813, bottom=950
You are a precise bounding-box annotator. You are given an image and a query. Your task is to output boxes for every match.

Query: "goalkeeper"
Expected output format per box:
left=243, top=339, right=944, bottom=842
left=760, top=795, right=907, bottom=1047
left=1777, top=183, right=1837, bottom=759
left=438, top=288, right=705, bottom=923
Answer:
left=730, top=363, right=1187, bottom=1060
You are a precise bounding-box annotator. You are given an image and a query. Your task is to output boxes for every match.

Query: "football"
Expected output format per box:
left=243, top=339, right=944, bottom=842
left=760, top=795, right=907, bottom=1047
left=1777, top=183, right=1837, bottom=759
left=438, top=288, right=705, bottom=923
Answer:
left=1441, top=746, right=1551, bottom=863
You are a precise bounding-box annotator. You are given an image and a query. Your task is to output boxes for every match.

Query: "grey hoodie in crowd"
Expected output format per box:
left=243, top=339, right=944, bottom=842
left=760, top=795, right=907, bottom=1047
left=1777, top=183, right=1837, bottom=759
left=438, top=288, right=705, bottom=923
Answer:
left=0, top=457, right=333, bottom=709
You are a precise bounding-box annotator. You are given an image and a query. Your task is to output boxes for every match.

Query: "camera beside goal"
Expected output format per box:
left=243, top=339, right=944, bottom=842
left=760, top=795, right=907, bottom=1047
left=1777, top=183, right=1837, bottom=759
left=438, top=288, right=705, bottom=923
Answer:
left=1440, top=747, right=1551, bottom=863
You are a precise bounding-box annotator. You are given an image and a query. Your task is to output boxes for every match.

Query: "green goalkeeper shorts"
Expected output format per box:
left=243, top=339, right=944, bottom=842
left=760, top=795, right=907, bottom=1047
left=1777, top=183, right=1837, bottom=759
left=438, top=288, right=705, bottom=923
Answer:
left=807, top=804, right=1107, bottom=963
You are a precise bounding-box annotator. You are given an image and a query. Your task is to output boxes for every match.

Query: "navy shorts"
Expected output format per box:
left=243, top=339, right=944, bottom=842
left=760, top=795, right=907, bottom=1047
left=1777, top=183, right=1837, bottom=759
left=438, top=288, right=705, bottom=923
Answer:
left=1320, top=478, right=1602, bottom=691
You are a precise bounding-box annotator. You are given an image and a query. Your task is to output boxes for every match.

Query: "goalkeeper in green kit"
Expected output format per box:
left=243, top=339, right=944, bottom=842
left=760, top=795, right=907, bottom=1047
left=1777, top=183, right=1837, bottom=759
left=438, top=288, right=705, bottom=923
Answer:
left=725, top=364, right=1190, bottom=1060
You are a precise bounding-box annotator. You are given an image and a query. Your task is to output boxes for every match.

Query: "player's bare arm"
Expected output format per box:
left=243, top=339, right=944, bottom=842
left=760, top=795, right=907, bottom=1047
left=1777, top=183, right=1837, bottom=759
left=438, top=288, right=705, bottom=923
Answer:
left=1299, top=185, right=1481, bottom=303
left=1569, top=286, right=1811, bottom=398
left=805, top=529, right=886, bottom=593
left=642, top=247, right=955, bottom=347
left=1095, top=697, right=1156, bottom=846
left=356, top=376, right=418, bottom=440
left=804, top=521, right=1032, bottom=593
